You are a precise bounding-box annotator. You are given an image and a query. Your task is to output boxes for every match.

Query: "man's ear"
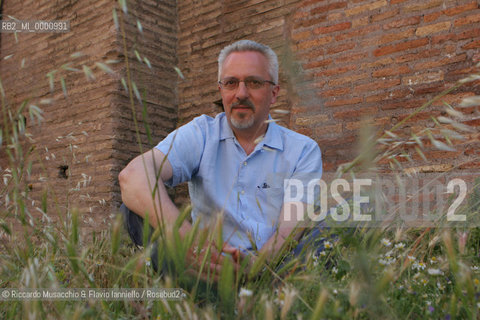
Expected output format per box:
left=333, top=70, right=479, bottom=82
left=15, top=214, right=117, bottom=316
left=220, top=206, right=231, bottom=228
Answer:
left=270, top=85, right=280, bottom=105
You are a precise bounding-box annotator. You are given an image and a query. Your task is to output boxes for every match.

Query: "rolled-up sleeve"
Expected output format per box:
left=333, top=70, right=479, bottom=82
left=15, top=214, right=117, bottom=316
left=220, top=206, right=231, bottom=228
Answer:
left=155, top=116, right=207, bottom=187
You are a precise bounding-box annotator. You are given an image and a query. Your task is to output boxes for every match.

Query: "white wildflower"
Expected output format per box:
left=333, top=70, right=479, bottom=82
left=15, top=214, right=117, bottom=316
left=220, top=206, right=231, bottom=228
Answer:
left=381, top=238, right=392, bottom=247
left=412, top=261, right=426, bottom=270
left=394, top=242, right=405, bottom=249
left=239, top=288, right=253, bottom=298
left=324, top=241, right=333, bottom=249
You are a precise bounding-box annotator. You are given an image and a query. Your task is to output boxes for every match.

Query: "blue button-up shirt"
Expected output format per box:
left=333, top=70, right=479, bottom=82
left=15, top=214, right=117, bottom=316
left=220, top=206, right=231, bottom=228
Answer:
left=156, top=112, right=322, bottom=251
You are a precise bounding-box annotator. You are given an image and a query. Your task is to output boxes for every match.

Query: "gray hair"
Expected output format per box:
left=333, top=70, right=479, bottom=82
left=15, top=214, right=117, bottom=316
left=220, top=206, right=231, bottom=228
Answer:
left=218, top=40, right=279, bottom=84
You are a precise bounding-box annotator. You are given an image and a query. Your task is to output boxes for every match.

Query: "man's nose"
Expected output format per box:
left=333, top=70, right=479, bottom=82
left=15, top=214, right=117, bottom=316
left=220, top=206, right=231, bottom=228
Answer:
left=235, top=81, right=249, bottom=100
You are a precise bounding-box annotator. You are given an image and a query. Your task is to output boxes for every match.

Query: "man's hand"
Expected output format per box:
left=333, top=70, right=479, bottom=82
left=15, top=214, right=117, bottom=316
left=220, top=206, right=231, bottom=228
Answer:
left=185, top=242, right=242, bottom=282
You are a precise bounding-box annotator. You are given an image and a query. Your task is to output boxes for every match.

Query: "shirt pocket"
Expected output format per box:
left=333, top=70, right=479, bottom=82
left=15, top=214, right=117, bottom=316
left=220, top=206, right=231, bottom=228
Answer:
left=254, top=186, right=284, bottom=224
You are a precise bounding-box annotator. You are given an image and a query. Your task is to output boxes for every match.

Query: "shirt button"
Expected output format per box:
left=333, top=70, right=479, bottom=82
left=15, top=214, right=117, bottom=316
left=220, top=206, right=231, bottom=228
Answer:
left=241, top=190, right=245, bottom=195
left=243, top=161, right=247, bottom=166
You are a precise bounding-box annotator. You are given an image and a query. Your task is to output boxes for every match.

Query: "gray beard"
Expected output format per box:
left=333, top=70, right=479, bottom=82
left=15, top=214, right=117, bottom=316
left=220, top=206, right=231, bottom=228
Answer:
left=231, top=115, right=255, bottom=129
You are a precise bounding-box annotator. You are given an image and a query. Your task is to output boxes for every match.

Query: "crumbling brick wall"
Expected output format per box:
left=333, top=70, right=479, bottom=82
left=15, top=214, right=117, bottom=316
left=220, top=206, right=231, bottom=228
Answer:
left=0, top=0, right=178, bottom=234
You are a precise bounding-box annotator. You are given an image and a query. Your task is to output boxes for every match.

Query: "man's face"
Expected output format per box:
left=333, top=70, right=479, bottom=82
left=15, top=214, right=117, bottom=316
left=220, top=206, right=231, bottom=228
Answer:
left=219, top=51, right=279, bottom=133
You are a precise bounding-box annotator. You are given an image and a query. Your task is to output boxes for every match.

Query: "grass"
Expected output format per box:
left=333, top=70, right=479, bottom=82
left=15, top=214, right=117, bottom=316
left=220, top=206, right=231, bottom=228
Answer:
left=1, top=2, right=480, bottom=319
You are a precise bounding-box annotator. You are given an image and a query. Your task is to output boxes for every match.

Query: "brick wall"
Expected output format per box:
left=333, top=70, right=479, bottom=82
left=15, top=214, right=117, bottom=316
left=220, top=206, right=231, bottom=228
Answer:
left=177, top=0, right=479, bottom=177
left=290, top=0, right=480, bottom=174
left=0, top=0, right=178, bottom=234
left=1, top=0, right=478, bottom=233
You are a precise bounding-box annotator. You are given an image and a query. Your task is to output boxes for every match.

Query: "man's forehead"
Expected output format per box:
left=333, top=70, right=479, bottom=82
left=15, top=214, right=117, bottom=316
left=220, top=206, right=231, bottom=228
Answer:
left=221, top=51, right=269, bottom=75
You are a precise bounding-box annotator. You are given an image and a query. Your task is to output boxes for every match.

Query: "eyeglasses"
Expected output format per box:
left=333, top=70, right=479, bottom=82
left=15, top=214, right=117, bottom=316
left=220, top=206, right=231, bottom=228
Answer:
left=218, top=77, right=276, bottom=90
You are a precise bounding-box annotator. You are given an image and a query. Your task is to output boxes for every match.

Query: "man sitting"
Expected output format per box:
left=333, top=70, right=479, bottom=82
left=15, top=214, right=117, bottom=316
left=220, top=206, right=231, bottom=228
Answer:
left=118, top=40, right=323, bottom=279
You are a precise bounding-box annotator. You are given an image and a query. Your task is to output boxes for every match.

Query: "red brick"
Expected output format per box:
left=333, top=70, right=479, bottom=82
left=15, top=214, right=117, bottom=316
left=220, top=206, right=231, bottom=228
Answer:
left=295, top=128, right=313, bottom=136
left=371, top=9, right=399, bottom=22
left=294, top=15, right=328, bottom=28
left=462, top=40, right=480, bottom=50
left=314, top=124, right=343, bottom=136
left=402, top=71, right=444, bottom=86
left=320, top=87, right=351, bottom=97
left=329, top=73, right=369, bottom=87
left=380, top=98, right=426, bottom=111
left=413, top=54, right=467, bottom=70
left=383, top=16, right=421, bottom=30
left=310, top=2, right=347, bottom=15
left=345, top=0, right=387, bottom=16
left=345, top=117, right=389, bottom=131
left=335, top=25, right=377, bottom=41
left=314, top=22, right=351, bottom=34
left=443, top=2, right=479, bottom=16
left=365, top=89, right=411, bottom=102
left=394, top=48, right=442, bottom=63
left=324, top=96, right=363, bottom=107
left=431, top=33, right=456, bottom=45
left=373, top=38, right=429, bottom=57
left=352, top=16, right=369, bottom=27
left=296, top=36, right=333, bottom=50
left=316, top=65, right=357, bottom=77
left=362, top=57, right=394, bottom=69
left=380, top=29, right=415, bottom=45
left=295, top=114, right=329, bottom=126
left=373, top=65, right=411, bottom=77
left=327, top=12, right=344, bottom=22
left=333, top=106, right=378, bottom=119
left=416, top=21, right=451, bottom=36
left=424, top=11, right=443, bottom=23
left=455, top=13, right=480, bottom=27
left=354, top=79, right=401, bottom=93
left=456, top=28, right=480, bottom=41
left=292, top=30, right=311, bottom=41
left=334, top=53, right=368, bottom=65
left=403, top=0, right=443, bottom=12
left=326, top=42, right=356, bottom=54
left=303, top=59, right=333, bottom=69
left=297, top=0, right=328, bottom=9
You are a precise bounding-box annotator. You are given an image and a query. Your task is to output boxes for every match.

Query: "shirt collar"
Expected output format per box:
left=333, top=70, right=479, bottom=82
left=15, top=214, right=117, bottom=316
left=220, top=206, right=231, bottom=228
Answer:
left=219, top=113, right=284, bottom=151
